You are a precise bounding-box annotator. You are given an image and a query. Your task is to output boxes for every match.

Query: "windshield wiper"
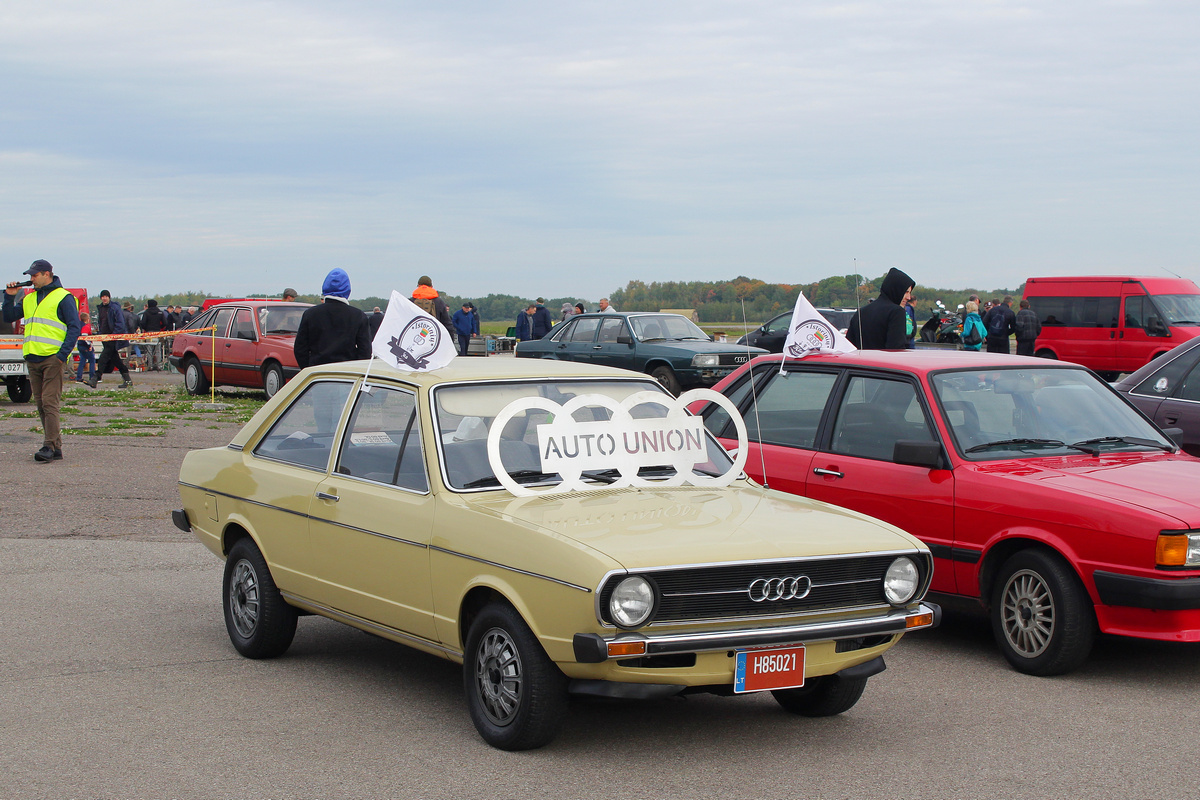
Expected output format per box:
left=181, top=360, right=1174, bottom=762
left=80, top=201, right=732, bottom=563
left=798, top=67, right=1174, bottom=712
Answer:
left=965, top=438, right=1090, bottom=454
left=1070, top=436, right=1174, bottom=453
left=461, top=469, right=559, bottom=489
left=580, top=469, right=619, bottom=484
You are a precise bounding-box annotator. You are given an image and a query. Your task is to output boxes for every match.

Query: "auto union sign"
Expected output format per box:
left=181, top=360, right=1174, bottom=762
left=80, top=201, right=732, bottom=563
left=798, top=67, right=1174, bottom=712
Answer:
left=487, top=389, right=748, bottom=497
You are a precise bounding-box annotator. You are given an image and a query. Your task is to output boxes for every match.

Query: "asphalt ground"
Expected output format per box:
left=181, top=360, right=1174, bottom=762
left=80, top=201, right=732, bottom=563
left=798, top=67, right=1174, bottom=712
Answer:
left=2, top=366, right=1199, bottom=798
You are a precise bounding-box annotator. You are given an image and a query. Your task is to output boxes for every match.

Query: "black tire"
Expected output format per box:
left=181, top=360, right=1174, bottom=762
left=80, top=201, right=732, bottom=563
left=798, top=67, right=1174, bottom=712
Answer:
left=223, top=538, right=297, bottom=659
left=1035, top=349, right=1056, bottom=360
left=184, top=357, right=211, bottom=395
left=6, top=376, right=31, bottom=403
left=1098, top=371, right=1120, bottom=382
left=990, top=549, right=1095, bottom=676
left=463, top=602, right=568, bottom=750
left=771, top=674, right=868, bottom=717
left=262, top=362, right=285, bottom=399
left=650, top=365, right=681, bottom=396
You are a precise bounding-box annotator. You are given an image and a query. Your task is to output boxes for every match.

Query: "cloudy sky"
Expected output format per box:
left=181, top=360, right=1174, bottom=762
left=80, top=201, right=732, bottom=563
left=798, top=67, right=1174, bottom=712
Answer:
left=2, top=1, right=1198, bottom=301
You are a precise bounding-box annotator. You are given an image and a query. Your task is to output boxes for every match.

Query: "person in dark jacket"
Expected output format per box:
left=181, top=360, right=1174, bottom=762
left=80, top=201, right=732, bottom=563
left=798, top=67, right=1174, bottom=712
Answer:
left=1014, top=299, right=1042, bottom=356
left=515, top=304, right=535, bottom=341
left=452, top=302, right=479, bottom=356
left=845, top=267, right=915, bottom=350
left=367, top=307, right=384, bottom=339
left=140, top=299, right=166, bottom=370
left=983, top=295, right=1017, bottom=354
left=92, top=291, right=133, bottom=389
left=294, top=269, right=371, bottom=369
left=531, top=298, right=552, bottom=339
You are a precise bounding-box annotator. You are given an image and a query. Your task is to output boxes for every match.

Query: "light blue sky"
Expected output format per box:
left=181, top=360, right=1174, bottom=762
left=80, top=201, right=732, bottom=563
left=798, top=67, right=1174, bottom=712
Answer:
left=2, top=1, right=1198, bottom=301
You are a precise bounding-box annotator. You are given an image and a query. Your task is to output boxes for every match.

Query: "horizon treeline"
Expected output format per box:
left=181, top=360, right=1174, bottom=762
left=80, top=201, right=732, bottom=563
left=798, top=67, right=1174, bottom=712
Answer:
left=96, top=274, right=1023, bottom=324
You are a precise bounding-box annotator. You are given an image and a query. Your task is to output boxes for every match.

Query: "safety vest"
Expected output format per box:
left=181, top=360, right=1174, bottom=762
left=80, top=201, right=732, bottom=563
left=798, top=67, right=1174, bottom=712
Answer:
left=22, top=287, right=73, bottom=358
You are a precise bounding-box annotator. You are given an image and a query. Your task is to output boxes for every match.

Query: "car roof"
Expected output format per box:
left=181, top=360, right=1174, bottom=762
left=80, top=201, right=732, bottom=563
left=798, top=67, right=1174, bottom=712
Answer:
left=293, top=356, right=658, bottom=388
left=750, top=349, right=1086, bottom=375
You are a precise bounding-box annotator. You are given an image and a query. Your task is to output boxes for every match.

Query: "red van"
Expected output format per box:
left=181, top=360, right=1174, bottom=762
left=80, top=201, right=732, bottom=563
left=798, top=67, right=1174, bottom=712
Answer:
left=1023, top=276, right=1200, bottom=379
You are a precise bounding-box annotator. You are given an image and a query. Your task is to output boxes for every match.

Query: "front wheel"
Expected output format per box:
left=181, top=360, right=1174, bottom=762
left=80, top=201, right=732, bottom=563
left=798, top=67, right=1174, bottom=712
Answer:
left=771, top=674, right=868, bottom=716
left=184, top=357, right=211, bottom=395
left=650, top=365, right=681, bottom=396
left=990, top=549, right=1095, bottom=676
left=262, top=362, right=285, bottom=398
left=6, top=376, right=31, bottom=403
left=1035, top=349, right=1056, bottom=360
left=223, top=538, right=297, bottom=659
left=464, top=603, right=568, bottom=750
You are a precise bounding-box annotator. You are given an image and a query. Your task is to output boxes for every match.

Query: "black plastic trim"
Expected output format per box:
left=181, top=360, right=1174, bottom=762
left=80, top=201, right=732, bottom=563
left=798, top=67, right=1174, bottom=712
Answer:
left=568, top=680, right=686, bottom=700
left=1093, top=570, right=1200, bottom=610
left=835, top=655, right=886, bottom=680
left=171, top=508, right=191, bottom=533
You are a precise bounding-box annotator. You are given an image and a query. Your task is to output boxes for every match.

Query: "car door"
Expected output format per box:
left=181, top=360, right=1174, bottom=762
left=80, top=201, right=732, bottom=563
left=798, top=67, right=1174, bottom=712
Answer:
left=307, top=383, right=438, bottom=641
left=591, top=316, right=633, bottom=369
left=218, top=307, right=259, bottom=388
left=803, top=373, right=958, bottom=594
left=206, top=306, right=236, bottom=384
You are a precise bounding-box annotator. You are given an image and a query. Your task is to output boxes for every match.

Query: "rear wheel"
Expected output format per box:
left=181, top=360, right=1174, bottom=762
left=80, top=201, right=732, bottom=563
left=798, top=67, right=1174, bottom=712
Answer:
left=990, top=549, right=1095, bottom=676
left=184, top=357, right=211, bottom=395
left=262, top=362, right=285, bottom=398
left=650, top=365, right=681, bottom=396
left=463, top=602, right=568, bottom=750
left=1097, top=371, right=1120, bottom=382
left=6, top=376, right=31, bottom=403
left=1035, top=349, right=1056, bottom=360
left=771, top=674, right=868, bottom=716
left=223, top=538, right=297, bottom=659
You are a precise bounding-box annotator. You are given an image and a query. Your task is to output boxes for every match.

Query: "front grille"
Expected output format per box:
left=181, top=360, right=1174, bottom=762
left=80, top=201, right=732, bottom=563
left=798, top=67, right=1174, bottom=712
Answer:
left=599, top=553, right=925, bottom=626
left=718, top=353, right=754, bottom=367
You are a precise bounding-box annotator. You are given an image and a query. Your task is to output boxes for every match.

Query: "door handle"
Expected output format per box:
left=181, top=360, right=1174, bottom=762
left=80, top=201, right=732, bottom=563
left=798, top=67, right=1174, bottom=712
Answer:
left=315, top=491, right=339, bottom=502
left=593, top=345, right=602, bottom=349
left=1166, top=416, right=1179, bottom=425
left=813, top=468, right=843, bottom=478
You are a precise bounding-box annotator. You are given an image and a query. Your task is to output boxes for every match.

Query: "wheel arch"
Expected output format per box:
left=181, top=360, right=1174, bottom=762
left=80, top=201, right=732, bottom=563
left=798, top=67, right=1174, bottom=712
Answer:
left=978, top=534, right=1091, bottom=610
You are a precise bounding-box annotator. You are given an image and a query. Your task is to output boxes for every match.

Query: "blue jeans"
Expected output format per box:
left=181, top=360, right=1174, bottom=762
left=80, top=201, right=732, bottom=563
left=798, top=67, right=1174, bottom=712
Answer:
left=76, top=342, right=96, bottom=380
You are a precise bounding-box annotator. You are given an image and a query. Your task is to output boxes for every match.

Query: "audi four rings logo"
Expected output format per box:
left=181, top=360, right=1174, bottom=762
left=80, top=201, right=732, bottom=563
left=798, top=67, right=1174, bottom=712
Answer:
left=748, top=576, right=813, bottom=602
left=734, top=356, right=748, bottom=363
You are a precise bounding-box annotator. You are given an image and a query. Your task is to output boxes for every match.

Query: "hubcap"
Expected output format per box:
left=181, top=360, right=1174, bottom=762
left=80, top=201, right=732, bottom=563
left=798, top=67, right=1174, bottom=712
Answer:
left=265, top=369, right=281, bottom=397
left=1000, top=568, right=1055, bottom=658
left=186, top=365, right=200, bottom=392
left=474, top=627, right=522, bottom=726
left=228, top=559, right=260, bottom=638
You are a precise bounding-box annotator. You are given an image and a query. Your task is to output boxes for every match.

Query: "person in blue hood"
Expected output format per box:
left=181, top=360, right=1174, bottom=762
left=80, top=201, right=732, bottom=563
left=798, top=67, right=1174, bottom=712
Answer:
left=845, top=267, right=916, bottom=350
left=293, top=268, right=371, bottom=369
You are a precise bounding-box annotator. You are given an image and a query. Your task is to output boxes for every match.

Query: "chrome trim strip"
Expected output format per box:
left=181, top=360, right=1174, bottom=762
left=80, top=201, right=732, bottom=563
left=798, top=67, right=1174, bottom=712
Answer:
left=429, top=545, right=591, bottom=593
left=280, top=592, right=462, bottom=659
left=600, top=603, right=936, bottom=658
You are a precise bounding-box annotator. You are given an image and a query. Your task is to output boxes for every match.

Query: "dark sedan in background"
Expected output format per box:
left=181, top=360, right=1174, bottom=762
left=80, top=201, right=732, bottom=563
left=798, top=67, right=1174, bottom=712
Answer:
left=737, top=307, right=857, bottom=352
left=515, top=312, right=766, bottom=394
left=1115, top=335, right=1200, bottom=457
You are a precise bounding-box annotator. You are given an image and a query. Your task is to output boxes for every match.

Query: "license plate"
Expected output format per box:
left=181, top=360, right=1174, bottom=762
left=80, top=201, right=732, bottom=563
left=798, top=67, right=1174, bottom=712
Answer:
left=734, top=644, right=805, bottom=693
left=0, top=362, right=26, bottom=375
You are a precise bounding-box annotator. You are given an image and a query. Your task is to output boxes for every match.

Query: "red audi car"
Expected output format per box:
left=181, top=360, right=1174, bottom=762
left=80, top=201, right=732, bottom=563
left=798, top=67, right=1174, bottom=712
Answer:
left=170, top=301, right=311, bottom=398
left=697, top=349, right=1200, bottom=675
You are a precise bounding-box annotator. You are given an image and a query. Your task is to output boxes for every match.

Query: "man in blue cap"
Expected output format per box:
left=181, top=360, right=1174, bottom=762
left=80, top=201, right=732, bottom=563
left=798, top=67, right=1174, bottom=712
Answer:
left=293, top=268, right=371, bottom=369
left=3, top=260, right=82, bottom=462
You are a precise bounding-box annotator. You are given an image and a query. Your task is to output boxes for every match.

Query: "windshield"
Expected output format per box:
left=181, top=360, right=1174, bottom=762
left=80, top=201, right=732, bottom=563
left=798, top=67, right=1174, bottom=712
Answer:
left=433, top=379, right=735, bottom=491
left=1150, top=294, right=1200, bottom=326
left=932, top=367, right=1173, bottom=459
left=630, top=314, right=709, bottom=341
left=258, top=306, right=305, bottom=335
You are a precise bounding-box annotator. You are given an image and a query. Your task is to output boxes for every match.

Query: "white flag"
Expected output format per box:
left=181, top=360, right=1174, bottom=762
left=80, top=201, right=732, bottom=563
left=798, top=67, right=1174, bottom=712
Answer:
left=780, top=292, right=857, bottom=362
left=372, top=290, right=457, bottom=371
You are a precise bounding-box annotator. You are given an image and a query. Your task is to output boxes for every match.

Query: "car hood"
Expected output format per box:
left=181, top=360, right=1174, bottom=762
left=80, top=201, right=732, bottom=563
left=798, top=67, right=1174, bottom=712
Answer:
left=643, top=340, right=767, bottom=355
left=465, top=483, right=923, bottom=571
left=971, top=452, right=1200, bottom=527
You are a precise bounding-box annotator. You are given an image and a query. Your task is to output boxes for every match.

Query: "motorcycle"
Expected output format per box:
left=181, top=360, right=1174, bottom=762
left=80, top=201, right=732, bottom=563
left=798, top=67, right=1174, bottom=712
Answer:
left=919, top=300, right=965, bottom=345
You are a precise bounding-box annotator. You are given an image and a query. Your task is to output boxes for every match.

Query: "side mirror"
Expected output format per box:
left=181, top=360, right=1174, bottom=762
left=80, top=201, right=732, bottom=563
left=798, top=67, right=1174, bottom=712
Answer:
left=893, top=439, right=944, bottom=469
left=616, top=334, right=632, bottom=345
left=1161, top=427, right=1184, bottom=447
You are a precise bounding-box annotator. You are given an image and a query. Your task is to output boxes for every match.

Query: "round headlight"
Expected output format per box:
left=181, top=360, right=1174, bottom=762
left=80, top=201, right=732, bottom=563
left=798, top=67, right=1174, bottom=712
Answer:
left=609, top=576, right=655, bottom=628
left=883, top=557, right=920, bottom=605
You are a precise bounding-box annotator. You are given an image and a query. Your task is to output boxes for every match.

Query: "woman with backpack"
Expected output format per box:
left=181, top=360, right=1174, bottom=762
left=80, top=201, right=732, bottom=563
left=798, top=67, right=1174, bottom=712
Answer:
left=961, top=301, right=986, bottom=352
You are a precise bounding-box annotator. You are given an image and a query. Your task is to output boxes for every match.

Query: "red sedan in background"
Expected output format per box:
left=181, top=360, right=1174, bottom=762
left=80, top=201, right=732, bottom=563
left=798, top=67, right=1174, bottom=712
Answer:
left=698, top=349, right=1200, bottom=675
left=169, top=301, right=311, bottom=398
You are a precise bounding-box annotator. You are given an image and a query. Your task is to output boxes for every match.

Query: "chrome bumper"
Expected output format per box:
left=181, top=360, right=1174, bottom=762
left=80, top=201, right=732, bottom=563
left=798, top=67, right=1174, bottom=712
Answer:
left=573, top=602, right=940, bottom=663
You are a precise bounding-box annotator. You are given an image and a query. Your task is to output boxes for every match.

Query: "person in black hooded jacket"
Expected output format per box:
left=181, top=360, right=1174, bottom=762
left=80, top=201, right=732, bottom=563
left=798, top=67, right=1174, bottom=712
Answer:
left=845, top=267, right=915, bottom=350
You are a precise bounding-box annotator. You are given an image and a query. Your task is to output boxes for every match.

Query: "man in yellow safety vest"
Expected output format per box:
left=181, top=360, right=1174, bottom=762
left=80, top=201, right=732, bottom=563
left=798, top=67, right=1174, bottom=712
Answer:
left=4, top=260, right=82, bottom=462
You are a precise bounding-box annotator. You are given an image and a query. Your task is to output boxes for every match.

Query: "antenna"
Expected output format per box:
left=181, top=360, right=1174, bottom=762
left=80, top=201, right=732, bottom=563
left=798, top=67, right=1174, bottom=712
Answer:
left=740, top=298, right=769, bottom=491
left=1163, top=266, right=1184, bottom=279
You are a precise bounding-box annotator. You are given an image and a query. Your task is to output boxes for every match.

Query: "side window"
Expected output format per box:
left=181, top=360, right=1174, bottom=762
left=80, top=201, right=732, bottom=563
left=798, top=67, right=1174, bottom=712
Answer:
left=569, top=318, right=601, bottom=342
left=336, top=387, right=428, bottom=492
left=211, top=308, right=235, bottom=338
left=703, top=370, right=764, bottom=439
left=598, top=317, right=625, bottom=343
left=1131, top=348, right=1199, bottom=397
left=1124, top=295, right=1145, bottom=329
left=230, top=309, right=255, bottom=340
left=830, top=376, right=934, bottom=461
left=252, top=381, right=354, bottom=470
left=764, top=312, right=793, bottom=336
left=184, top=310, right=215, bottom=332
left=549, top=320, right=573, bottom=342
left=1176, top=361, right=1200, bottom=403
left=744, top=370, right=838, bottom=448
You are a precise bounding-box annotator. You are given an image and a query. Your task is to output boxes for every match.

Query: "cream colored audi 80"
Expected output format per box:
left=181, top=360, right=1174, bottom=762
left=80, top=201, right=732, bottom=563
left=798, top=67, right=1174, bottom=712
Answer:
left=174, top=358, right=937, bottom=750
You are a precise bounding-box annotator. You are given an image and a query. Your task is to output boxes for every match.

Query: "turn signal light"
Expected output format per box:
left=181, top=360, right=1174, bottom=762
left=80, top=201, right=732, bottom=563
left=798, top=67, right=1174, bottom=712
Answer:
left=607, top=640, right=647, bottom=658
left=1157, top=534, right=1190, bottom=567
left=905, top=612, right=934, bottom=629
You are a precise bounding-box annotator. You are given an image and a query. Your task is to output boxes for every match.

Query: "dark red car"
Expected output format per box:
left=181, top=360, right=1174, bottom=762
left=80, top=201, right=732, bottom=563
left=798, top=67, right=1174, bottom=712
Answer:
left=698, top=349, right=1200, bottom=675
left=169, top=301, right=311, bottom=398
left=1114, top=334, right=1200, bottom=458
